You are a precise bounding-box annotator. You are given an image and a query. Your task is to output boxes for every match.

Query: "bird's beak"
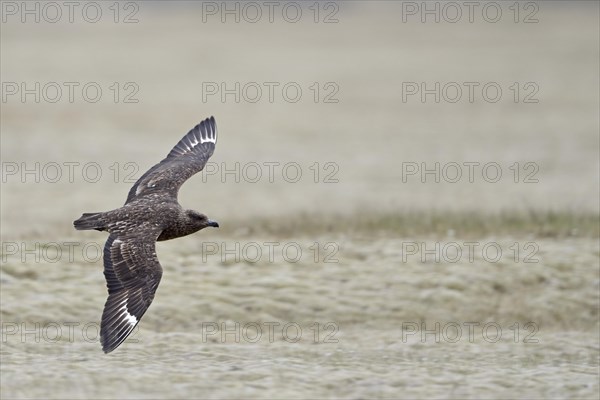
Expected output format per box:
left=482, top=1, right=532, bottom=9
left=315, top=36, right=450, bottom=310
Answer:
left=207, top=220, right=219, bottom=228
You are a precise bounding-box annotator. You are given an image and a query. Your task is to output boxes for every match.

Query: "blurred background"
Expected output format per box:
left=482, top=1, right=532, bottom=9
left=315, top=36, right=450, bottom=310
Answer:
left=1, top=1, right=599, bottom=399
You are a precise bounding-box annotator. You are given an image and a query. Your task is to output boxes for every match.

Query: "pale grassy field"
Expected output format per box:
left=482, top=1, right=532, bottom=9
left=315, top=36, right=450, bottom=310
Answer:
left=1, top=2, right=599, bottom=399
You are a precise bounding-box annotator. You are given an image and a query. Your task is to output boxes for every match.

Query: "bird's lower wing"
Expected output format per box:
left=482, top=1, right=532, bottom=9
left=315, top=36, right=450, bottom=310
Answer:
left=100, top=233, right=163, bottom=353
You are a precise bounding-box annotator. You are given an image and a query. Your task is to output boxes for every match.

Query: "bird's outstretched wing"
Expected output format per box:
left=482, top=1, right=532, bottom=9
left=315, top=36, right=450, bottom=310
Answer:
left=125, top=116, right=217, bottom=204
left=100, top=231, right=163, bottom=353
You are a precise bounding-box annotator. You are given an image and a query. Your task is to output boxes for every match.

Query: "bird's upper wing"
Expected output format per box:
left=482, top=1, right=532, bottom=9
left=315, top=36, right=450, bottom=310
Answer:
left=125, top=116, right=217, bottom=204
left=100, top=230, right=163, bottom=353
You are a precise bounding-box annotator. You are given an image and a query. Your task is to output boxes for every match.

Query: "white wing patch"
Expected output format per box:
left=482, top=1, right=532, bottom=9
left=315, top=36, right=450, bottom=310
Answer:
left=169, top=122, right=216, bottom=156
left=108, top=299, right=139, bottom=346
left=163, top=119, right=217, bottom=160
left=118, top=301, right=138, bottom=326
left=192, top=124, right=217, bottom=146
left=200, top=130, right=216, bottom=144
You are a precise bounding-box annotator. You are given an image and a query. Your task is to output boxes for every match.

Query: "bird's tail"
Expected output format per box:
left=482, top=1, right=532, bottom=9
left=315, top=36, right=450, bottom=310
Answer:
left=74, top=212, right=107, bottom=231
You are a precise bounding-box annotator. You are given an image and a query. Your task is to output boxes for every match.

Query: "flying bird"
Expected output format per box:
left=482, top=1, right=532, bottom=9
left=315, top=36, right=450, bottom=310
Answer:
left=74, top=116, right=219, bottom=353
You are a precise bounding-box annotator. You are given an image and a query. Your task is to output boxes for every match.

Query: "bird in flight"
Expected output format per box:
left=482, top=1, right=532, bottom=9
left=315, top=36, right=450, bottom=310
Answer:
left=74, top=116, right=219, bottom=353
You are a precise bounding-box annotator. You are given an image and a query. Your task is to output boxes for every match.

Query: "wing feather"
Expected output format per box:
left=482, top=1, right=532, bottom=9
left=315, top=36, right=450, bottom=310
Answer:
left=125, top=116, right=217, bottom=204
left=100, top=232, right=163, bottom=353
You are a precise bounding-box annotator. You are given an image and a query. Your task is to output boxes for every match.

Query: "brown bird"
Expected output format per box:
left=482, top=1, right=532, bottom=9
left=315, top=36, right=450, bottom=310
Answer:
left=74, top=116, right=219, bottom=353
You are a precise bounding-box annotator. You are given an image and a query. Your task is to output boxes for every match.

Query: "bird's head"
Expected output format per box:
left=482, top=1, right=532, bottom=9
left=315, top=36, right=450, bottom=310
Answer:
left=186, top=210, right=219, bottom=230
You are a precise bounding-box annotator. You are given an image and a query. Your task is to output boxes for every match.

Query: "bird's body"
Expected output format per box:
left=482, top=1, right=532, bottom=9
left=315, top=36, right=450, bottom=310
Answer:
left=74, top=116, right=219, bottom=353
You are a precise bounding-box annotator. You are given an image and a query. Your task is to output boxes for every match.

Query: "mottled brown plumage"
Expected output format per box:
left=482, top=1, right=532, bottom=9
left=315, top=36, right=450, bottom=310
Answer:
left=74, top=116, right=219, bottom=353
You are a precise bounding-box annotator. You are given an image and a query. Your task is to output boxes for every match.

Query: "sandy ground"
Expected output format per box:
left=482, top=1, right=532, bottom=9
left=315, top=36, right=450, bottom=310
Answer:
left=1, top=2, right=599, bottom=399
left=1, top=235, right=599, bottom=399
